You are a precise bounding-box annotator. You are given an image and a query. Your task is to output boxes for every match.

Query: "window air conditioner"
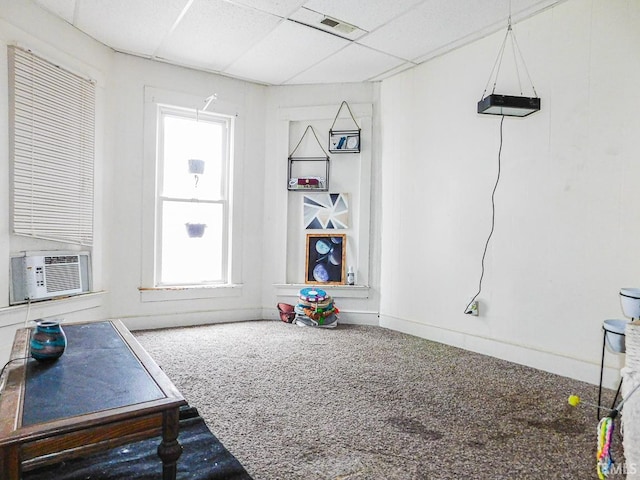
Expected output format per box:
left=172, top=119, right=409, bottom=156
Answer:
left=10, top=251, right=91, bottom=305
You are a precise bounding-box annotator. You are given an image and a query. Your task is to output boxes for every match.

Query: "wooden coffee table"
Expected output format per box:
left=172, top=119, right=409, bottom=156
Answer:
left=0, top=320, right=186, bottom=479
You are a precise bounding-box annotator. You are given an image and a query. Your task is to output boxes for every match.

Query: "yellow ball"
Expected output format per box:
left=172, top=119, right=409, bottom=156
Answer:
left=568, top=395, right=581, bottom=407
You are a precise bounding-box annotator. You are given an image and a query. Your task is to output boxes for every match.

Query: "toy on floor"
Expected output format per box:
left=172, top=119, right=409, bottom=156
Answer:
left=597, top=415, right=615, bottom=479
left=568, top=382, right=640, bottom=478
left=276, top=288, right=339, bottom=328
left=567, top=394, right=615, bottom=478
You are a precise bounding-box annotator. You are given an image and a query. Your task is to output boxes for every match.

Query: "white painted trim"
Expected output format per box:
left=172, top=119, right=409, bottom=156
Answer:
left=141, top=86, right=245, bottom=289
left=0, top=291, right=107, bottom=328
left=278, top=104, right=373, bottom=122
left=121, top=308, right=263, bottom=331
left=380, top=314, right=623, bottom=390
left=356, top=115, right=372, bottom=287
left=337, top=311, right=379, bottom=325
left=139, top=284, right=243, bottom=302
left=273, top=117, right=290, bottom=283
left=274, top=283, right=369, bottom=299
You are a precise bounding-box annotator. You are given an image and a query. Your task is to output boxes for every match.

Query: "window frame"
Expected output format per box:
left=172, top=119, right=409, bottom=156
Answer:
left=141, top=87, right=243, bottom=301
left=155, top=105, right=231, bottom=287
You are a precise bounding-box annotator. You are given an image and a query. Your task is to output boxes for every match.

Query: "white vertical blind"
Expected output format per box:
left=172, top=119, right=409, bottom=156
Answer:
left=8, top=46, right=95, bottom=246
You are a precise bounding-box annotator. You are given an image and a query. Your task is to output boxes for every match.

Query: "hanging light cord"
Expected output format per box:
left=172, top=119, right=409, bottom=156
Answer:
left=464, top=115, right=505, bottom=313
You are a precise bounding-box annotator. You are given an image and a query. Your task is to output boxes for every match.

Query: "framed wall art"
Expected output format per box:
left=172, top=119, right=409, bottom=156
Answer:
left=303, top=193, right=349, bottom=229
left=305, top=234, right=346, bottom=284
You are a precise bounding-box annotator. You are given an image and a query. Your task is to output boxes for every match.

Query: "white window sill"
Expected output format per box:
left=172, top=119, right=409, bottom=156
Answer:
left=139, top=284, right=243, bottom=303
left=0, top=291, right=107, bottom=328
left=273, top=284, right=369, bottom=299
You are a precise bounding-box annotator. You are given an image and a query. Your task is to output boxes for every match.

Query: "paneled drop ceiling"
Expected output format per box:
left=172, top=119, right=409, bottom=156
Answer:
left=34, top=0, right=564, bottom=85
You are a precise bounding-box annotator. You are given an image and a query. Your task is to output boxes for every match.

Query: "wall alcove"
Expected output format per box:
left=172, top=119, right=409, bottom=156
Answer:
left=273, top=104, right=372, bottom=300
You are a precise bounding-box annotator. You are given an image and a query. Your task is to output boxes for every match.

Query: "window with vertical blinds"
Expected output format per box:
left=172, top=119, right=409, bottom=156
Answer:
left=8, top=45, right=95, bottom=246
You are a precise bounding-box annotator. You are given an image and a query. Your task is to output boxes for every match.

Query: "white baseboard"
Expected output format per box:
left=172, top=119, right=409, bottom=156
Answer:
left=120, top=308, right=264, bottom=331
left=338, top=311, right=379, bottom=325
left=379, top=314, right=622, bottom=390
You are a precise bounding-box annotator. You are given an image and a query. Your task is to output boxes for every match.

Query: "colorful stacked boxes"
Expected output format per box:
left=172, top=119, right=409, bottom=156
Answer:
left=294, top=288, right=338, bottom=328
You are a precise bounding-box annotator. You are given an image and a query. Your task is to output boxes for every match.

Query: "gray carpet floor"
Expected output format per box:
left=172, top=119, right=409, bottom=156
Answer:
left=134, top=320, right=625, bottom=480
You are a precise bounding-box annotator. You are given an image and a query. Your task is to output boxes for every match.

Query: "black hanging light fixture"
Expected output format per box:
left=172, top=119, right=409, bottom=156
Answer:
left=478, top=14, right=540, bottom=117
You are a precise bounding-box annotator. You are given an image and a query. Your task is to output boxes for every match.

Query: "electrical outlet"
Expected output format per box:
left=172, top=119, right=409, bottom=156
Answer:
left=465, top=301, right=479, bottom=316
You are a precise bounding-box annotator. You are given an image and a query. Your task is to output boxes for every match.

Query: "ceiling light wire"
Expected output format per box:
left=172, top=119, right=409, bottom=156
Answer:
left=510, top=30, right=538, bottom=98
left=464, top=115, right=505, bottom=314
left=480, top=14, right=538, bottom=100
left=509, top=23, right=524, bottom=95
left=480, top=23, right=511, bottom=100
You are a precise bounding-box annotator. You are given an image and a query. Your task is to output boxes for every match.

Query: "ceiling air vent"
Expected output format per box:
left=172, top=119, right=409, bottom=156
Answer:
left=289, top=9, right=366, bottom=40
left=320, top=16, right=357, bottom=35
left=320, top=17, right=339, bottom=28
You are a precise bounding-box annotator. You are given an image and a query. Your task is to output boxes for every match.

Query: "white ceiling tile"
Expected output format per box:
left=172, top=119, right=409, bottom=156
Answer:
left=358, top=0, right=509, bottom=62
left=368, top=61, right=417, bottom=82
left=224, top=20, right=348, bottom=85
left=230, top=0, right=307, bottom=17
left=34, top=0, right=76, bottom=24
left=29, top=0, right=567, bottom=85
left=302, top=0, right=425, bottom=32
left=156, top=0, right=282, bottom=71
left=286, top=43, right=405, bottom=84
left=75, top=0, right=188, bottom=56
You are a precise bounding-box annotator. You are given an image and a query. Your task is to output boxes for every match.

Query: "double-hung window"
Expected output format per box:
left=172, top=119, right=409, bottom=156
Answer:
left=156, top=106, right=231, bottom=286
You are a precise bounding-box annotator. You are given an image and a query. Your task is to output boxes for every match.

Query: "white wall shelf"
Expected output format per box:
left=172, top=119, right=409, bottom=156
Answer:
left=287, top=157, right=330, bottom=191
left=274, top=283, right=369, bottom=299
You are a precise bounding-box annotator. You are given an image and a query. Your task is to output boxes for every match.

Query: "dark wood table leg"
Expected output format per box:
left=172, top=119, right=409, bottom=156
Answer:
left=157, top=407, right=182, bottom=480
left=0, top=445, right=21, bottom=480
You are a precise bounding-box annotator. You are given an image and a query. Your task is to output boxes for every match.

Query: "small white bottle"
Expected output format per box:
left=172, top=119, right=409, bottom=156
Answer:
left=347, top=266, right=355, bottom=285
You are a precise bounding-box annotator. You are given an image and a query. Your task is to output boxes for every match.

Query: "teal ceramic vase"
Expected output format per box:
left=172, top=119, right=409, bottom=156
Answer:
left=30, top=320, right=67, bottom=362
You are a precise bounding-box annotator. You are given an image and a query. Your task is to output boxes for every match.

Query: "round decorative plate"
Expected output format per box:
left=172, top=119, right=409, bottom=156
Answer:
left=299, top=287, right=328, bottom=302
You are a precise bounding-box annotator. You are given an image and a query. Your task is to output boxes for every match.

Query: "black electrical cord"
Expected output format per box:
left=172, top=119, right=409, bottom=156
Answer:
left=0, top=356, right=31, bottom=394
left=465, top=115, right=505, bottom=314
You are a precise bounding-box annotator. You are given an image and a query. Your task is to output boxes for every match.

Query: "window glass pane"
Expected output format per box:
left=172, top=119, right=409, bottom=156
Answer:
left=160, top=201, right=224, bottom=284
left=162, top=115, right=224, bottom=200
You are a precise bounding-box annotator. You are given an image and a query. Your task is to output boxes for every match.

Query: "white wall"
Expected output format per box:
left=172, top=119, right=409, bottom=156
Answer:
left=107, top=53, right=268, bottom=330
left=0, top=0, right=111, bottom=365
left=378, top=0, right=640, bottom=388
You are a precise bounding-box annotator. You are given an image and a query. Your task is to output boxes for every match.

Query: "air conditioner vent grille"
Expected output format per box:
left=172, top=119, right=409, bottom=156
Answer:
left=45, top=263, right=81, bottom=293
left=45, top=255, right=80, bottom=265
